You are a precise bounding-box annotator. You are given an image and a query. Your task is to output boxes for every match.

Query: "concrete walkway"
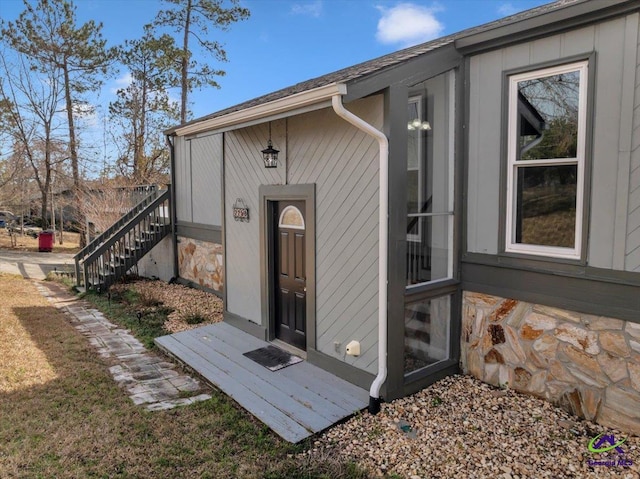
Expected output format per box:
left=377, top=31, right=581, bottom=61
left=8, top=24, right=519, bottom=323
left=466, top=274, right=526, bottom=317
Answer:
left=35, top=280, right=212, bottom=411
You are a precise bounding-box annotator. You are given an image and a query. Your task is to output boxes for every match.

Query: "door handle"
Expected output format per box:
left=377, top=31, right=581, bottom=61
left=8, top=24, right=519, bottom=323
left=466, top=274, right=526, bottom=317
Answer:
left=303, top=287, right=307, bottom=292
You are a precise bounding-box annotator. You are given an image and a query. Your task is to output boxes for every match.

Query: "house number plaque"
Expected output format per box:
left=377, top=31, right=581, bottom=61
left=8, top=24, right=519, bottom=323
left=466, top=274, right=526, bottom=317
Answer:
left=233, top=198, right=250, bottom=222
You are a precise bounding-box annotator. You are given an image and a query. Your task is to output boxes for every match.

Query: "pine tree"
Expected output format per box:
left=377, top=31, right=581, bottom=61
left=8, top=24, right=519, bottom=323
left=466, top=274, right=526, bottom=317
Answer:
left=2, top=0, right=116, bottom=193
left=109, top=27, right=180, bottom=183
left=154, top=0, right=250, bottom=123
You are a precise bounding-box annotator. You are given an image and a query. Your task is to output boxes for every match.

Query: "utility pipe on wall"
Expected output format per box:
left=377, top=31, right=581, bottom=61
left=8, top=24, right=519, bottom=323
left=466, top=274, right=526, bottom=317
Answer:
left=331, top=94, right=389, bottom=414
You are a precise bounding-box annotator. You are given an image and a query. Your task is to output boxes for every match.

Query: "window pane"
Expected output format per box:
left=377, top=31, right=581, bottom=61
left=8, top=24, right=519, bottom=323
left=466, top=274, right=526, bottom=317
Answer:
left=515, top=165, right=577, bottom=247
left=404, top=294, right=451, bottom=375
left=517, top=70, right=580, bottom=160
left=407, top=215, right=452, bottom=285
left=279, top=206, right=305, bottom=229
left=407, top=100, right=422, bottom=215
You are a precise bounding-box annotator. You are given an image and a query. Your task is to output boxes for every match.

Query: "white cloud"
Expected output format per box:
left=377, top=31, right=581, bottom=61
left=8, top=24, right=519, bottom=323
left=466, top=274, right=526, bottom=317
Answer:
left=110, top=72, right=133, bottom=95
left=290, top=0, right=323, bottom=18
left=497, top=3, right=518, bottom=16
left=376, top=3, right=444, bottom=47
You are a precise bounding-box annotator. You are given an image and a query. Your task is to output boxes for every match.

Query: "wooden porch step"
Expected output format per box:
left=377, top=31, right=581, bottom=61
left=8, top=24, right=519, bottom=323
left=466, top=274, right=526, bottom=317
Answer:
left=155, top=322, right=369, bottom=443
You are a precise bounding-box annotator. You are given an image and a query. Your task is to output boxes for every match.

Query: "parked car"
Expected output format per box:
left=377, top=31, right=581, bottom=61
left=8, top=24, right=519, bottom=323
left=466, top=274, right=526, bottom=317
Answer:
left=0, top=210, right=14, bottom=228
left=7, top=222, right=42, bottom=238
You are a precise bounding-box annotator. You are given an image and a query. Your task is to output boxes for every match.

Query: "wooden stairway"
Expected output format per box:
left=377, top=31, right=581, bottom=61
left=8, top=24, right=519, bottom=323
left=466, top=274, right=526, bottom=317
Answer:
left=74, top=188, right=172, bottom=291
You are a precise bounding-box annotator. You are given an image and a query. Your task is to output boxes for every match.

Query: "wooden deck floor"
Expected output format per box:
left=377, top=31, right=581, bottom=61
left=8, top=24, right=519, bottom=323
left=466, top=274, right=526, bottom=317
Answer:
left=155, top=322, right=369, bottom=443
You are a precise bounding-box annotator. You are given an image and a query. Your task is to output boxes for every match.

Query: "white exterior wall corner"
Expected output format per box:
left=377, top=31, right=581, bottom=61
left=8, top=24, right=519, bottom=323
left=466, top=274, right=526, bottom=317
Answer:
left=466, top=12, right=639, bottom=273
left=223, top=95, right=383, bottom=375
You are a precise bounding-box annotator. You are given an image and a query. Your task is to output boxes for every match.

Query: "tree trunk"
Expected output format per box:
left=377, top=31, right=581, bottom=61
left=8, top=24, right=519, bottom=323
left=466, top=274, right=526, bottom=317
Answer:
left=63, top=63, right=79, bottom=189
left=180, top=0, right=192, bottom=124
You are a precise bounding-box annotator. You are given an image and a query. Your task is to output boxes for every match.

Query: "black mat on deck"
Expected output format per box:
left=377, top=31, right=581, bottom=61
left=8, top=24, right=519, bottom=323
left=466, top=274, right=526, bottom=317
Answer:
left=243, top=345, right=303, bottom=371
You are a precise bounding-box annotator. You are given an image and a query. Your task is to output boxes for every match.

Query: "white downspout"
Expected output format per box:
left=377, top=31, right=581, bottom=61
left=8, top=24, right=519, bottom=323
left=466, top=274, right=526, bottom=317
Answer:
left=331, top=94, right=388, bottom=414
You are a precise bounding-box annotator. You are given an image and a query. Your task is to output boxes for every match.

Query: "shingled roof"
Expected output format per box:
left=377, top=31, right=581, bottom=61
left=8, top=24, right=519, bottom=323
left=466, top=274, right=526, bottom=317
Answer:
left=168, top=0, right=584, bottom=134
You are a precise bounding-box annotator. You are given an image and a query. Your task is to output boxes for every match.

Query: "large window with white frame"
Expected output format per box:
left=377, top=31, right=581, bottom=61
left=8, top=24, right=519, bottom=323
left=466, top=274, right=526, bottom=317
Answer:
left=505, top=61, right=588, bottom=259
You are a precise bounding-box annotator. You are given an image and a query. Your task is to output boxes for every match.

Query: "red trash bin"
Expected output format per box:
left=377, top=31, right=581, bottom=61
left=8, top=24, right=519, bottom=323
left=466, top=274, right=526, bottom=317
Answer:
left=38, top=230, right=54, bottom=252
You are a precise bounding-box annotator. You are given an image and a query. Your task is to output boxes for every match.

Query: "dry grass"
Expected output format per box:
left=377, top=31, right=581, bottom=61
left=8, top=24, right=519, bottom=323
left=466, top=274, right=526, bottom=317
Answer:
left=0, top=274, right=367, bottom=479
left=521, top=210, right=576, bottom=248
left=0, top=229, right=81, bottom=253
left=0, top=275, right=59, bottom=392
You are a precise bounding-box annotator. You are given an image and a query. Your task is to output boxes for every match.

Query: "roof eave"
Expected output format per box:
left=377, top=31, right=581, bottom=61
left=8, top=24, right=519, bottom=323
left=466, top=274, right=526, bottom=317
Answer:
left=455, top=0, right=639, bottom=54
left=171, top=82, right=347, bottom=137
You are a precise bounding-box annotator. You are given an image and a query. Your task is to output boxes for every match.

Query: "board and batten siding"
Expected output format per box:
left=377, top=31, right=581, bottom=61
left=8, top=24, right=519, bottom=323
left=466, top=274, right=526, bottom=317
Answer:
left=289, top=96, right=382, bottom=375
left=223, top=96, right=382, bottom=375
left=174, top=132, right=223, bottom=226
left=467, top=12, right=640, bottom=272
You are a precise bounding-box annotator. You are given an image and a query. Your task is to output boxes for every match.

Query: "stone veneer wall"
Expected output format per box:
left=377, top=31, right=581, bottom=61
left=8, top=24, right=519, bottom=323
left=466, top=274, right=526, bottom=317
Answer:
left=177, top=236, right=223, bottom=293
left=461, top=291, right=640, bottom=435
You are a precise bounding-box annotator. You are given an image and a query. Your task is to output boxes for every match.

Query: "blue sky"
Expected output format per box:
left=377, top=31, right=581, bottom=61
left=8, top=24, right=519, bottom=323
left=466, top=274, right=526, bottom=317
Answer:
left=1, top=0, right=550, bottom=120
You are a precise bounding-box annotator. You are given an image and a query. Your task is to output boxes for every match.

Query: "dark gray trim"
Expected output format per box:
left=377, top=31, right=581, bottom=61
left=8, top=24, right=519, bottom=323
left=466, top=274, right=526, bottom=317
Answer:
left=385, top=64, right=465, bottom=401
left=405, top=280, right=460, bottom=303
left=176, top=221, right=222, bottom=243
left=385, top=84, right=410, bottom=401
left=223, top=310, right=268, bottom=340
left=221, top=132, right=228, bottom=311
left=167, top=134, right=179, bottom=280
left=461, top=255, right=640, bottom=323
left=259, top=184, right=316, bottom=350
left=402, top=362, right=460, bottom=399
left=175, top=277, right=222, bottom=298
left=345, top=44, right=463, bottom=102
left=498, top=52, right=596, bottom=265
left=306, top=349, right=375, bottom=392
left=399, top=288, right=462, bottom=399
left=461, top=56, right=472, bottom=264
left=455, top=59, right=467, bottom=281
left=456, top=0, right=639, bottom=55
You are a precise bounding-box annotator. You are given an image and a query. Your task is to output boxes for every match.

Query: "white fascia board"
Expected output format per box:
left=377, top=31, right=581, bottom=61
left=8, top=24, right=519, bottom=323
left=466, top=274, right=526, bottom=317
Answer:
left=175, top=82, right=348, bottom=137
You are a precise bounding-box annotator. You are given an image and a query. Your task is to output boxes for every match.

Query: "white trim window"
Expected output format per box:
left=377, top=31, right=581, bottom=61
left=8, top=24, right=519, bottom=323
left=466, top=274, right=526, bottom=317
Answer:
left=505, top=61, right=588, bottom=259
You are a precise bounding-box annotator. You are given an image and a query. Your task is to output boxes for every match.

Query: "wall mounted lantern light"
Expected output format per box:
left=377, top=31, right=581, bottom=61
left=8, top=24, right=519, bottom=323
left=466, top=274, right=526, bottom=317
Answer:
left=407, top=118, right=431, bottom=131
left=261, top=122, right=279, bottom=168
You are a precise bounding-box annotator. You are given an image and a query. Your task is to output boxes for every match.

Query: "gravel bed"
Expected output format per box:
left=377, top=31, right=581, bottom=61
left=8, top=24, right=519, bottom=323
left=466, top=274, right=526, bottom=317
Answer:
left=111, top=279, right=223, bottom=333
left=309, top=375, right=640, bottom=479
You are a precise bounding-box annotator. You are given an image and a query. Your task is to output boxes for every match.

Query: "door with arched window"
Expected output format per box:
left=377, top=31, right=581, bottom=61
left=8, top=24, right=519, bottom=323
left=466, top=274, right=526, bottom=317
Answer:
left=274, top=201, right=307, bottom=350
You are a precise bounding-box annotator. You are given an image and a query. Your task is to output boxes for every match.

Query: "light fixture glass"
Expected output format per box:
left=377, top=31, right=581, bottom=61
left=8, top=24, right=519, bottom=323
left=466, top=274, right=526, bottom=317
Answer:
left=261, top=122, right=279, bottom=168
left=407, top=119, right=432, bottom=131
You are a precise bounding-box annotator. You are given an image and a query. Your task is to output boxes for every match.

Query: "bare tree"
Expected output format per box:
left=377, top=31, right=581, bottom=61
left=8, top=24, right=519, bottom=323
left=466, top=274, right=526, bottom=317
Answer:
left=2, top=0, right=116, bottom=195
left=0, top=53, right=68, bottom=226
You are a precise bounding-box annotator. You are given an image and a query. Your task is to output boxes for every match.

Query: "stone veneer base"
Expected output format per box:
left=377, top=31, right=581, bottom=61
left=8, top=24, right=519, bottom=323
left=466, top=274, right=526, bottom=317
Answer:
left=177, top=237, right=223, bottom=293
left=461, top=291, right=640, bottom=436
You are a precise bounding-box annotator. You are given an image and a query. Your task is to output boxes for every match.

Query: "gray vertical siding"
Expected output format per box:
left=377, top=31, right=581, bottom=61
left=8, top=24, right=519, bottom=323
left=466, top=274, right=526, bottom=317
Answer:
left=174, top=136, right=192, bottom=222
left=191, top=133, right=223, bottom=226
left=289, top=96, right=382, bottom=375
left=467, top=13, right=640, bottom=272
left=174, top=132, right=223, bottom=226
left=626, top=14, right=640, bottom=272
left=224, top=121, right=286, bottom=323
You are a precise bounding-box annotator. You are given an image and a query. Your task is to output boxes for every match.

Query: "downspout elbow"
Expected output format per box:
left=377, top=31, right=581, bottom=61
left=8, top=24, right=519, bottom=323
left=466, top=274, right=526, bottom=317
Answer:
left=331, top=94, right=388, bottom=415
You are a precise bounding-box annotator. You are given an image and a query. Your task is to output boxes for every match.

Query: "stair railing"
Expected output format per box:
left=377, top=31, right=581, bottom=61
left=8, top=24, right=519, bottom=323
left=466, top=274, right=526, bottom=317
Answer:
left=75, top=188, right=171, bottom=290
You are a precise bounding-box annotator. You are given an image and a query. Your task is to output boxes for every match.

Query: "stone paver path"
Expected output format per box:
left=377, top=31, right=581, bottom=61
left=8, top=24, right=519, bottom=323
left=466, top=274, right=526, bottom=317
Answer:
left=35, top=281, right=211, bottom=411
